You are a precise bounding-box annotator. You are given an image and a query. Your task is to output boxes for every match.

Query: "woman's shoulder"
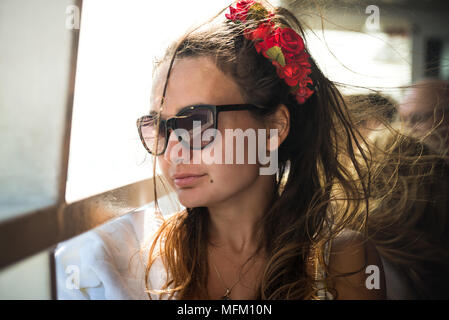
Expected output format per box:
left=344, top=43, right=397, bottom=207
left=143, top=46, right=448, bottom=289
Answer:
left=326, top=229, right=386, bottom=299
left=143, top=208, right=187, bottom=300
left=329, top=230, right=381, bottom=275
left=54, top=217, right=148, bottom=300
left=54, top=207, right=185, bottom=300
left=330, top=229, right=366, bottom=253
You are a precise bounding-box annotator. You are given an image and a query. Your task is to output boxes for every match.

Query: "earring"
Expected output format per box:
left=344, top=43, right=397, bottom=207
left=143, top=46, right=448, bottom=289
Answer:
left=277, top=160, right=291, bottom=195
left=275, top=167, right=281, bottom=185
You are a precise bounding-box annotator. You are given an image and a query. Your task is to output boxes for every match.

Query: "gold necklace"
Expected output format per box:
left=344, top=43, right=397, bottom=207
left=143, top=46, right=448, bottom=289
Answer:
left=209, top=247, right=255, bottom=300
left=210, top=258, right=241, bottom=300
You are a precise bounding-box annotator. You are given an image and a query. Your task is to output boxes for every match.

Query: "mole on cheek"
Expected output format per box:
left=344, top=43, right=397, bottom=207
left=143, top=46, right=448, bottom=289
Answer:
left=210, top=179, right=213, bottom=183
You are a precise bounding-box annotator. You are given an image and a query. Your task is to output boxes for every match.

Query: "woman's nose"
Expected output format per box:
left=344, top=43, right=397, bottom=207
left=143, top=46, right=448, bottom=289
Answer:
left=164, top=129, right=192, bottom=164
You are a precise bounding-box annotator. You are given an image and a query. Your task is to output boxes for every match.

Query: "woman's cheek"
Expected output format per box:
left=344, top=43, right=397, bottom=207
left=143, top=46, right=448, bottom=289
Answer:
left=208, top=163, right=260, bottom=192
left=158, top=157, right=175, bottom=189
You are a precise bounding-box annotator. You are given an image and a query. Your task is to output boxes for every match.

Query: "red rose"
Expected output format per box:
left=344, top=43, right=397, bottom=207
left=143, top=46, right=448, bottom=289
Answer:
left=236, top=0, right=255, bottom=11
left=284, top=50, right=309, bottom=65
left=225, top=7, right=237, bottom=21
left=244, top=21, right=274, bottom=41
left=254, top=35, right=278, bottom=56
left=295, top=86, right=314, bottom=104
left=226, top=2, right=314, bottom=104
left=299, top=77, right=313, bottom=87
left=275, top=27, right=305, bottom=56
left=277, top=63, right=309, bottom=87
left=225, top=6, right=247, bottom=21
left=225, top=0, right=255, bottom=22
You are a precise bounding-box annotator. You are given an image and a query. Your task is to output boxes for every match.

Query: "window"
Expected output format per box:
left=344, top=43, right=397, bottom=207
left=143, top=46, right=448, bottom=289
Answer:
left=306, top=29, right=412, bottom=102
left=0, top=0, right=82, bottom=298
left=0, top=0, right=233, bottom=299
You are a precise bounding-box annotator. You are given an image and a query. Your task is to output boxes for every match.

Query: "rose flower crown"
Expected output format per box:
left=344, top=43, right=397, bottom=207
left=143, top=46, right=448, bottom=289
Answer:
left=225, top=0, right=314, bottom=104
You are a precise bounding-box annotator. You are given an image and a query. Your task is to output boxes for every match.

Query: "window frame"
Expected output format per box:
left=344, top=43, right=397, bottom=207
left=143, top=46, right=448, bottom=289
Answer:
left=0, top=0, right=168, bottom=299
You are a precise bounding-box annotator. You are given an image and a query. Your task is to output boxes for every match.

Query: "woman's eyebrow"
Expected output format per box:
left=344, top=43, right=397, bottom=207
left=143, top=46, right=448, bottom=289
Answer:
left=149, top=110, right=172, bottom=120
left=148, top=109, right=177, bottom=121
left=149, top=110, right=159, bottom=117
left=149, top=103, right=209, bottom=119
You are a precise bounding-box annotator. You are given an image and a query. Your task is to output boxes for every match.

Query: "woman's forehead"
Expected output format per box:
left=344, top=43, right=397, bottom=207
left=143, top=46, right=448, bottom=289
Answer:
left=149, top=57, right=244, bottom=117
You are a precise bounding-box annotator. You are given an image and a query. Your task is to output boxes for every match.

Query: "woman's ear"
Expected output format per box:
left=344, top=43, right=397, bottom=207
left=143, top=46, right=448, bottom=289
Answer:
left=266, top=104, right=290, bottom=151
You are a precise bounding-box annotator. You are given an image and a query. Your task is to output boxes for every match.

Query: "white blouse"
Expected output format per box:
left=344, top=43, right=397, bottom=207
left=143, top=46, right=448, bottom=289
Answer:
left=55, top=208, right=413, bottom=300
left=55, top=207, right=168, bottom=300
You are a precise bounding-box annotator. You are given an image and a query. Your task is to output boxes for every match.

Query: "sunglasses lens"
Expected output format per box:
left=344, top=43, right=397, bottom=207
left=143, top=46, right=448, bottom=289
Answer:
left=176, top=108, right=215, bottom=148
left=138, top=116, right=166, bottom=155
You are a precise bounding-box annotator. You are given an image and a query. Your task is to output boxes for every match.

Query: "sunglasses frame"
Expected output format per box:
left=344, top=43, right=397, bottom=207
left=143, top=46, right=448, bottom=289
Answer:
left=136, top=103, right=261, bottom=156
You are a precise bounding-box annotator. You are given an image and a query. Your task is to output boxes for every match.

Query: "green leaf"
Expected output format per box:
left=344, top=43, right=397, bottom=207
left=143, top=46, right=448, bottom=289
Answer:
left=247, top=3, right=269, bottom=21
left=265, top=46, right=286, bottom=67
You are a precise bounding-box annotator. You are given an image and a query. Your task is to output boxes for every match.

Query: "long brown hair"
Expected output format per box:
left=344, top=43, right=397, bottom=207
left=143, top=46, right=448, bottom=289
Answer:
left=342, top=87, right=449, bottom=298
left=365, top=125, right=449, bottom=299
left=143, top=1, right=374, bottom=300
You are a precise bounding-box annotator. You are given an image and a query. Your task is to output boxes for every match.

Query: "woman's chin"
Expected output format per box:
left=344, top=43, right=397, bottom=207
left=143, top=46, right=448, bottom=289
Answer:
left=176, top=189, right=209, bottom=208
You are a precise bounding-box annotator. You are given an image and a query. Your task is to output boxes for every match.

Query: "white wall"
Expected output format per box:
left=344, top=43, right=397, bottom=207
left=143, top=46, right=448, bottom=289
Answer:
left=0, top=250, right=51, bottom=299
left=0, top=0, right=78, bottom=299
left=0, top=0, right=78, bottom=222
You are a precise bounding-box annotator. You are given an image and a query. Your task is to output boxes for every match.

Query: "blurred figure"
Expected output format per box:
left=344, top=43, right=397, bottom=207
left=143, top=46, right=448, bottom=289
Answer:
left=366, top=125, right=449, bottom=299
left=399, top=79, right=449, bottom=154
left=346, top=93, right=397, bottom=139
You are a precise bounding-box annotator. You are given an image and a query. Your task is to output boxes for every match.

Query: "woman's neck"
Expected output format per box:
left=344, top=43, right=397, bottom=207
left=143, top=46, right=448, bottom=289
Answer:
left=206, top=174, right=276, bottom=256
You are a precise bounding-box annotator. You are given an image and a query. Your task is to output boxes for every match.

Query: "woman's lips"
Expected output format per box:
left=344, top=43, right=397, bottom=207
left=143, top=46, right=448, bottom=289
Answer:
left=173, top=174, right=207, bottom=188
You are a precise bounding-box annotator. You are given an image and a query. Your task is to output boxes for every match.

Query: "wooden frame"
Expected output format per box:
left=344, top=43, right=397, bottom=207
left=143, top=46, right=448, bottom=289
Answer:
left=0, top=177, right=167, bottom=270
left=0, top=0, right=168, bottom=300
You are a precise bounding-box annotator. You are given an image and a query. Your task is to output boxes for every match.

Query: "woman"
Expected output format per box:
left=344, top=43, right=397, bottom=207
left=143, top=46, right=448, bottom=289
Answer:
left=137, top=0, right=385, bottom=300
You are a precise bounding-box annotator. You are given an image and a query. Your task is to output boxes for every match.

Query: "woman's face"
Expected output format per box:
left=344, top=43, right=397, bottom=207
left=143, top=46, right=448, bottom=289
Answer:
left=150, top=57, right=268, bottom=208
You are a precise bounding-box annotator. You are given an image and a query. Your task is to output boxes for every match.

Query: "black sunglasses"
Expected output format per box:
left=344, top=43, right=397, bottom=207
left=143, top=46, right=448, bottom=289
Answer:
left=136, top=104, right=261, bottom=156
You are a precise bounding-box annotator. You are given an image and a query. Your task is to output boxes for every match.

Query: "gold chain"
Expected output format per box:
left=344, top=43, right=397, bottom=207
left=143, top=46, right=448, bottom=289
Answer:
left=209, top=247, right=256, bottom=300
